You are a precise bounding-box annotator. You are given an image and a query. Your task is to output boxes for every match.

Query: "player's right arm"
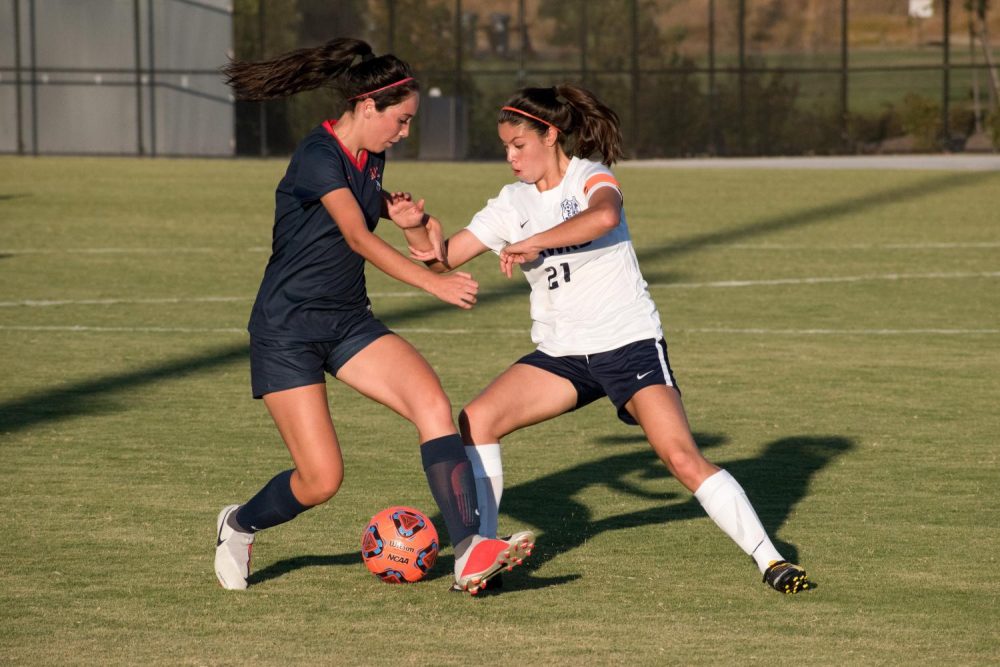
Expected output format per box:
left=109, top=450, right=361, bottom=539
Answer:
left=321, top=189, right=479, bottom=309
left=410, top=225, right=491, bottom=274
left=410, top=189, right=516, bottom=273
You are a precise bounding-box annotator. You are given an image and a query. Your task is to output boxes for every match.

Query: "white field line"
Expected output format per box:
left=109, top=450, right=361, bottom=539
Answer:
left=0, top=247, right=272, bottom=254
left=641, top=242, right=1000, bottom=250
left=620, top=155, right=1000, bottom=170
left=0, top=325, right=997, bottom=336
left=2, top=270, right=997, bottom=308
left=2, top=242, right=998, bottom=255
left=679, top=328, right=1000, bottom=335
left=0, top=293, right=423, bottom=307
left=0, top=296, right=251, bottom=307
left=0, top=325, right=250, bottom=334
left=649, top=270, right=1000, bottom=289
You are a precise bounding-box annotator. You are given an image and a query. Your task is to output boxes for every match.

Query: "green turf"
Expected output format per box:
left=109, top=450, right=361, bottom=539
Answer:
left=1, top=156, right=998, bottom=666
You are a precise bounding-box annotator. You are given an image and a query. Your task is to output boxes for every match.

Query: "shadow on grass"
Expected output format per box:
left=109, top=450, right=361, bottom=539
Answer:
left=377, top=170, right=995, bottom=328
left=0, top=343, right=249, bottom=435
left=249, top=552, right=362, bottom=585
left=487, top=433, right=852, bottom=592
left=4, top=171, right=987, bottom=435
left=633, top=171, right=995, bottom=263
left=248, top=433, right=851, bottom=589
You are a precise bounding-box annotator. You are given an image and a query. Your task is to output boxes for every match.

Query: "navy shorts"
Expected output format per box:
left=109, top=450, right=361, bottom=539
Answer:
left=516, top=338, right=679, bottom=425
left=249, top=315, right=392, bottom=399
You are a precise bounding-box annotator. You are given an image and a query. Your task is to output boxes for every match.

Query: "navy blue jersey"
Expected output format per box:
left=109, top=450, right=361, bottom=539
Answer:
left=248, top=120, right=386, bottom=341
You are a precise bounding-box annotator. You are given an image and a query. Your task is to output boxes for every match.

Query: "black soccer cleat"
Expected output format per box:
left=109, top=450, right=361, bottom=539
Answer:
left=763, top=560, right=812, bottom=594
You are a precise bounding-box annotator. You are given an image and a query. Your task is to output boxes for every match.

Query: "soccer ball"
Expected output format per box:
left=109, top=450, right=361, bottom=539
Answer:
left=361, top=506, right=439, bottom=583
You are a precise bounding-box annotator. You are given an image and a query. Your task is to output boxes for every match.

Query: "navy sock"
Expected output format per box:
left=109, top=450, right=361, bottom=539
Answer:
left=235, top=469, right=310, bottom=533
left=421, top=434, right=480, bottom=547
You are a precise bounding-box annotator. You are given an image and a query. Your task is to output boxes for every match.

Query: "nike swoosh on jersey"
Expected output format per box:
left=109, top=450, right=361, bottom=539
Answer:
left=519, top=219, right=529, bottom=228
left=636, top=370, right=655, bottom=379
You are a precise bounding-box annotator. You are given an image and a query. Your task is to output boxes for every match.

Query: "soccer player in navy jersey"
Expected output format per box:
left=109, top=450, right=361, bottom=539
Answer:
left=213, top=38, right=532, bottom=594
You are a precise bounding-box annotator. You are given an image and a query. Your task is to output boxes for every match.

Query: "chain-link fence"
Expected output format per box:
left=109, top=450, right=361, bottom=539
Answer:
left=233, top=0, right=1000, bottom=159
left=0, top=0, right=233, bottom=156
left=4, top=0, right=999, bottom=158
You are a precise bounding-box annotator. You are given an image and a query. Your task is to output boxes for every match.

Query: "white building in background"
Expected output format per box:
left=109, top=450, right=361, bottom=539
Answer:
left=908, top=0, right=934, bottom=20
left=0, top=0, right=234, bottom=156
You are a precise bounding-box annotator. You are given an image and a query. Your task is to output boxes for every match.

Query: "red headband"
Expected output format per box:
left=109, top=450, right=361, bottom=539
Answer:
left=501, top=106, right=560, bottom=133
left=349, top=76, right=415, bottom=101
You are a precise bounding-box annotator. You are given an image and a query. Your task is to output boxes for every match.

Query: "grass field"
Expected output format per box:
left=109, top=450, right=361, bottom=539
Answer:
left=1, top=155, right=998, bottom=666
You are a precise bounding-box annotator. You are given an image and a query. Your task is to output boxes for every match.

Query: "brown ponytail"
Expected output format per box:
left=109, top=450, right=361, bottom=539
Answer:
left=222, top=37, right=418, bottom=110
left=498, top=84, right=624, bottom=165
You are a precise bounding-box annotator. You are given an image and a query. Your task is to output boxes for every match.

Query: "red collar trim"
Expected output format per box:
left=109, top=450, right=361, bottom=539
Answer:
left=322, top=119, right=368, bottom=172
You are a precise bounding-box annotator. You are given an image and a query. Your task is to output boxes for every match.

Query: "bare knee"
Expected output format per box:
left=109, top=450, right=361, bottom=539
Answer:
left=458, top=408, right=472, bottom=442
left=657, top=441, right=716, bottom=490
left=403, top=388, right=454, bottom=436
left=293, top=468, right=343, bottom=506
left=459, top=402, right=501, bottom=444
left=423, top=391, right=454, bottom=423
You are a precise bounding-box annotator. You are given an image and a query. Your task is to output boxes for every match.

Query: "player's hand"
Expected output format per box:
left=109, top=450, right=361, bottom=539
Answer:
left=428, top=271, right=478, bottom=309
left=409, top=244, right=438, bottom=262
left=499, top=238, right=542, bottom=278
left=385, top=191, right=412, bottom=211
left=420, top=216, right=446, bottom=263
left=408, top=217, right=446, bottom=263
left=387, top=192, right=425, bottom=229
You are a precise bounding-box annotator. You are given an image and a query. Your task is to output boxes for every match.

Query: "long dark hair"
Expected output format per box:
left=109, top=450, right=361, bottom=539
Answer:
left=222, top=37, right=418, bottom=110
left=499, top=84, right=624, bottom=165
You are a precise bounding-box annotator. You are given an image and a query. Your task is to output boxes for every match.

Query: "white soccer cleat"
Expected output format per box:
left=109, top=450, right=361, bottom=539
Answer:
left=215, top=504, right=254, bottom=590
left=453, top=531, right=535, bottom=595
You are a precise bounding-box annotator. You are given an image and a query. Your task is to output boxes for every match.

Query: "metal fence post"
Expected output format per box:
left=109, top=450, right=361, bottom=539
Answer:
left=841, top=0, right=849, bottom=152
left=942, top=0, right=951, bottom=147
left=969, top=6, right=983, bottom=133
left=147, top=0, right=156, bottom=156
left=28, top=0, right=36, bottom=155
left=388, top=0, right=395, bottom=54
left=708, top=0, right=716, bottom=155
left=737, top=0, right=746, bottom=155
left=630, top=0, right=639, bottom=158
left=518, top=0, right=525, bottom=86
left=455, top=0, right=462, bottom=98
left=257, top=0, right=267, bottom=157
left=14, top=0, right=24, bottom=154
left=579, top=0, right=587, bottom=86
left=133, top=0, right=144, bottom=156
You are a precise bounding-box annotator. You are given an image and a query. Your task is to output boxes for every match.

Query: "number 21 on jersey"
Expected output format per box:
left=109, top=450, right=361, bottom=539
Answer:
left=546, top=262, right=571, bottom=289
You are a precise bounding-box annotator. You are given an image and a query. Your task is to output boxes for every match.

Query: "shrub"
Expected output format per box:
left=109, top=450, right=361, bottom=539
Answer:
left=848, top=106, right=904, bottom=147
left=899, top=93, right=941, bottom=151
left=987, top=110, right=1000, bottom=150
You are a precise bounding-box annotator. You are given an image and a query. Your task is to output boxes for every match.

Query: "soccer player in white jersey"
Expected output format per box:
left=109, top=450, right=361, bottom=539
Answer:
left=404, top=84, right=811, bottom=594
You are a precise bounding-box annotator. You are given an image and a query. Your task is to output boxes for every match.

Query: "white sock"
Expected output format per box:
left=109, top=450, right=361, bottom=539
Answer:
left=465, top=444, right=503, bottom=538
left=694, top=469, right=784, bottom=573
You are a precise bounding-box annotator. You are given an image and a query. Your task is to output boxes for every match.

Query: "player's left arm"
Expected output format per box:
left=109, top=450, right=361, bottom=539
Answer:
left=413, top=228, right=491, bottom=274
left=382, top=191, right=446, bottom=263
left=499, top=187, right=622, bottom=278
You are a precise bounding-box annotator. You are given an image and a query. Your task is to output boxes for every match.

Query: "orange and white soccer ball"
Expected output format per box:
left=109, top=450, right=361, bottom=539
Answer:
left=361, top=506, right=439, bottom=583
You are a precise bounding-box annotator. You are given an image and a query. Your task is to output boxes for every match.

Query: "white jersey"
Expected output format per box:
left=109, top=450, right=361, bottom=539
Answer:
left=467, top=156, right=663, bottom=356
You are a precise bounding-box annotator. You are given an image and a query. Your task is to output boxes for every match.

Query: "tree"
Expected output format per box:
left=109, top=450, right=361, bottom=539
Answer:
left=968, top=0, right=999, bottom=112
